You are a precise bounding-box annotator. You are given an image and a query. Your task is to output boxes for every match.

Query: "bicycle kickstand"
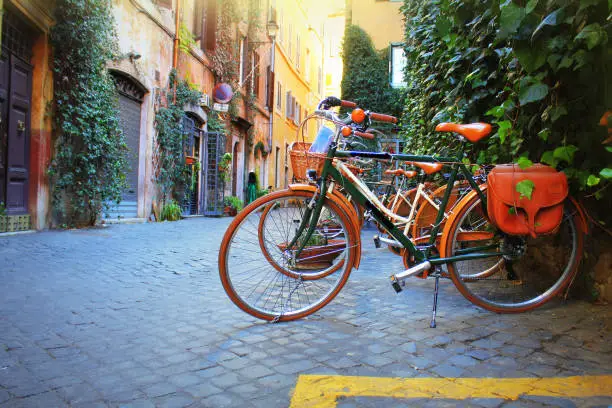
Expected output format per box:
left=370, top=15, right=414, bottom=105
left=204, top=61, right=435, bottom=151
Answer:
left=430, top=275, right=440, bottom=328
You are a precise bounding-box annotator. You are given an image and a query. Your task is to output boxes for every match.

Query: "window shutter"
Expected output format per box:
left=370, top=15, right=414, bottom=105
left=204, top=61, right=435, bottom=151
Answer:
left=204, top=0, right=217, bottom=51
left=254, top=53, right=260, bottom=97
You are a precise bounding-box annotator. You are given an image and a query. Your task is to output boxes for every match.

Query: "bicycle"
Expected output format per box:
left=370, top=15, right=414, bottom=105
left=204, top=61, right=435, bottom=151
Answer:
left=218, top=97, right=587, bottom=327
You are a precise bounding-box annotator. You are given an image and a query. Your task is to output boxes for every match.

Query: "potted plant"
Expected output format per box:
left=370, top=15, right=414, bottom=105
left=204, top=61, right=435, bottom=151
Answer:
left=218, top=152, right=232, bottom=183
left=224, top=196, right=243, bottom=216
left=277, top=232, right=345, bottom=270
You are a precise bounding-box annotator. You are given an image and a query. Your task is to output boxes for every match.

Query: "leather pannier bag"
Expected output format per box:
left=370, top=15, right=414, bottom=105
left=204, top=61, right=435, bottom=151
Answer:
left=487, top=164, right=568, bottom=238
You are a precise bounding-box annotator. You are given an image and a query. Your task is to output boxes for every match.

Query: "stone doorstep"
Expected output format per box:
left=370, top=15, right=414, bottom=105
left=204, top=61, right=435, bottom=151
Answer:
left=0, top=229, right=37, bottom=237
left=100, top=217, right=148, bottom=225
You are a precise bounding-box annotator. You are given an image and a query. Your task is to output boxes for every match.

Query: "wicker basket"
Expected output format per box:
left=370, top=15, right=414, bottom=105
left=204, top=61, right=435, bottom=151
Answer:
left=289, top=142, right=327, bottom=181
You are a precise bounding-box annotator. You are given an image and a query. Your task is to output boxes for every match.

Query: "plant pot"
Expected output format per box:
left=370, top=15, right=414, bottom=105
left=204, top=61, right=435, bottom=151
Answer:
left=277, top=239, right=345, bottom=270
left=224, top=206, right=237, bottom=216
left=185, top=156, right=196, bottom=165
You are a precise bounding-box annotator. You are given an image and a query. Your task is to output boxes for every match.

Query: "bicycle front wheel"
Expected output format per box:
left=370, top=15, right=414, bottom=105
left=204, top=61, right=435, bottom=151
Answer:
left=442, top=190, right=583, bottom=313
left=219, top=190, right=357, bottom=322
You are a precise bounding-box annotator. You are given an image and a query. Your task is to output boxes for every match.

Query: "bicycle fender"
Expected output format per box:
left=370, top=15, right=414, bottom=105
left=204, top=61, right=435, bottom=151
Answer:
left=439, top=185, right=488, bottom=261
left=569, top=196, right=589, bottom=235
left=288, top=184, right=362, bottom=269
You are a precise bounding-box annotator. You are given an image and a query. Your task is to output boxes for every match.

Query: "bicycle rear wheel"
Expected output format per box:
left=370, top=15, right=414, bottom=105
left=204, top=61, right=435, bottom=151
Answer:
left=442, top=190, right=582, bottom=313
left=219, top=190, right=356, bottom=322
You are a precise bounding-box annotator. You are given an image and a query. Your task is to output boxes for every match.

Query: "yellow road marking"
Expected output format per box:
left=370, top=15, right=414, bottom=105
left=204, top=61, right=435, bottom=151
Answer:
left=289, top=375, right=612, bottom=408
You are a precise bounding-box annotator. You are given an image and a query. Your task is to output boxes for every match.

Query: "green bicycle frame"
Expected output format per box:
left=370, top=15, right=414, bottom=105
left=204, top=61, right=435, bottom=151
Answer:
left=289, top=140, right=504, bottom=267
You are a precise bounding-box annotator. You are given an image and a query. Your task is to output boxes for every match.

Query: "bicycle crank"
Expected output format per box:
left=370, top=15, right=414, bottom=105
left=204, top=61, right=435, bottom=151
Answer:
left=390, top=261, right=431, bottom=293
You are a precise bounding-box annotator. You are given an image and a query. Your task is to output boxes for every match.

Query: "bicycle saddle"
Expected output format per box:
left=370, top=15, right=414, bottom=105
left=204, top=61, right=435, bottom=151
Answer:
left=435, top=122, right=492, bottom=143
left=384, top=169, right=417, bottom=178
left=406, top=161, right=444, bottom=175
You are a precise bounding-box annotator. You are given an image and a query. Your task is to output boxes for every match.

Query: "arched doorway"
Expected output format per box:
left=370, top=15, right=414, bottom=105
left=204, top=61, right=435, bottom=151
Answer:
left=107, top=71, right=146, bottom=219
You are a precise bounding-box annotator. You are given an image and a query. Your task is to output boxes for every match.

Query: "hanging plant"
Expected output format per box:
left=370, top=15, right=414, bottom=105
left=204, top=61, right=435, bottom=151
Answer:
left=253, top=141, right=268, bottom=159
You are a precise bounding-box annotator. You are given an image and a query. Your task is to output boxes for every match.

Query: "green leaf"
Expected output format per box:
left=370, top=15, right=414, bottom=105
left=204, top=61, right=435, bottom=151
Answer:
left=485, top=106, right=505, bottom=119
left=606, top=147, right=612, bottom=153
left=558, top=56, right=573, bottom=70
left=600, top=168, right=612, bottom=179
left=517, top=156, right=534, bottom=169
left=499, top=1, right=526, bottom=38
left=550, top=106, right=568, bottom=122
left=587, top=175, right=601, bottom=186
left=541, top=150, right=558, bottom=167
left=553, top=145, right=578, bottom=164
left=526, top=0, right=538, bottom=13
left=514, top=44, right=547, bottom=73
left=497, top=120, right=512, bottom=143
left=538, top=128, right=550, bottom=141
left=508, top=207, right=518, bottom=215
left=579, top=0, right=600, bottom=11
left=519, top=83, right=549, bottom=105
left=575, top=23, right=607, bottom=50
left=532, top=8, right=565, bottom=40
left=516, top=179, right=535, bottom=200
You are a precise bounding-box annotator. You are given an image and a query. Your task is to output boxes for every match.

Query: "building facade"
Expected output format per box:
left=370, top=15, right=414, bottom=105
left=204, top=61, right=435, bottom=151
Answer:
left=0, top=0, right=341, bottom=231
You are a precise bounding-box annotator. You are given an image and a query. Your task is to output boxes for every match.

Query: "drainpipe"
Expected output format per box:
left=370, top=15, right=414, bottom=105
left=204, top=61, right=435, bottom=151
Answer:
left=172, top=0, right=181, bottom=70
left=268, top=38, right=275, bottom=154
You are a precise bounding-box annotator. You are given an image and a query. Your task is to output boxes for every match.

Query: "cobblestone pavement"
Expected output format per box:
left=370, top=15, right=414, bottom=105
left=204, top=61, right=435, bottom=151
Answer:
left=0, top=218, right=610, bottom=408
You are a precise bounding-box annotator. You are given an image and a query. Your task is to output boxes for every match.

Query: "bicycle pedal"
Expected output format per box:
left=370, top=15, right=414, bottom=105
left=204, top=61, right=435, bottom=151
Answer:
left=373, top=234, right=381, bottom=249
left=390, top=277, right=402, bottom=293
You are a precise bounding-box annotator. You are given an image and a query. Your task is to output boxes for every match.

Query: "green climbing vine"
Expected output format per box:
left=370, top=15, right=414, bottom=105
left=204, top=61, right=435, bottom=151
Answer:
left=400, top=0, right=610, bottom=210
left=341, top=25, right=404, bottom=123
left=48, top=0, right=128, bottom=226
left=153, top=70, right=202, bottom=205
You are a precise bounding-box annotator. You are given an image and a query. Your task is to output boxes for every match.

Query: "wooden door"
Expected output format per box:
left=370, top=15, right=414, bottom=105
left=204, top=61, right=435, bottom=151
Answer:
left=0, top=54, right=32, bottom=215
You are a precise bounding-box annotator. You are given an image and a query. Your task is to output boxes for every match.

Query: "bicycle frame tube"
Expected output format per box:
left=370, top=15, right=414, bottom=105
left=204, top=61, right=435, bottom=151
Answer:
left=321, top=145, right=501, bottom=265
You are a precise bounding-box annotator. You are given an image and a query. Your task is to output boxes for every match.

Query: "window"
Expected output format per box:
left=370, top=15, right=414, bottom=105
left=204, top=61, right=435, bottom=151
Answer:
left=252, top=52, right=260, bottom=97
left=285, top=91, right=293, bottom=119
left=305, top=49, right=310, bottom=82
left=390, top=43, right=407, bottom=88
left=194, top=0, right=217, bottom=52
left=317, top=67, right=323, bottom=96
left=265, top=65, right=274, bottom=109
left=239, top=37, right=249, bottom=86
left=276, top=82, right=282, bottom=110
left=288, top=24, right=292, bottom=59
left=296, top=34, right=301, bottom=70
left=275, top=147, right=280, bottom=188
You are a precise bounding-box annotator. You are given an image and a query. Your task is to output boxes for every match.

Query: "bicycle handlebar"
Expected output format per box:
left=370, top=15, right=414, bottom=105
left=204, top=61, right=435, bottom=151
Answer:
left=341, top=100, right=357, bottom=108
left=354, top=130, right=375, bottom=140
left=369, top=112, right=398, bottom=124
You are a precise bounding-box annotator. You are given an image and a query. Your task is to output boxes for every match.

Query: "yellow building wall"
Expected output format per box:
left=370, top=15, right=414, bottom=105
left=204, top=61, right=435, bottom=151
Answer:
left=349, top=0, right=403, bottom=50
left=268, top=0, right=326, bottom=190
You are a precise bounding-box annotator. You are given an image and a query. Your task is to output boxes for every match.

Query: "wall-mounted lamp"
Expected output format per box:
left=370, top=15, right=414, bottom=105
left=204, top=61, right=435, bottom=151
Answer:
left=127, top=51, right=142, bottom=62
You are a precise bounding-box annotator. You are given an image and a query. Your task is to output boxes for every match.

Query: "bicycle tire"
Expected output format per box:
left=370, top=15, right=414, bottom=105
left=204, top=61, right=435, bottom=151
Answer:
left=441, top=190, right=583, bottom=313
left=219, top=190, right=357, bottom=322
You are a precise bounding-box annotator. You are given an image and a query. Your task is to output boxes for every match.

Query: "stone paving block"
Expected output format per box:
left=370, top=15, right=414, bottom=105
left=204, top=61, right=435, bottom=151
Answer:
left=117, top=399, right=156, bottom=408
left=142, top=382, right=178, bottom=398
left=237, top=364, right=274, bottom=379
left=6, top=391, right=67, bottom=408
left=152, top=392, right=195, bottom=408
left=429, top=363, right=465, bottom=378
left=274, top=359, right=316, bottom=375
left=200, top=392, right=237, bottom=408
left=56, top=382, right=103, bottom=405
left=210, top=372, right=241, bottom=389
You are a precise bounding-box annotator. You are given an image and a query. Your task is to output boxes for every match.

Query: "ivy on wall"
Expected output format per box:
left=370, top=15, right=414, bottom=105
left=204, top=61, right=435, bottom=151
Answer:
left=400, top=0, right=611, bottom=210
left=341, top=25, right=404, bottom=124
left=153, top=70, right=201, bottom=205
left=48, top=0, right=128, bottom=226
